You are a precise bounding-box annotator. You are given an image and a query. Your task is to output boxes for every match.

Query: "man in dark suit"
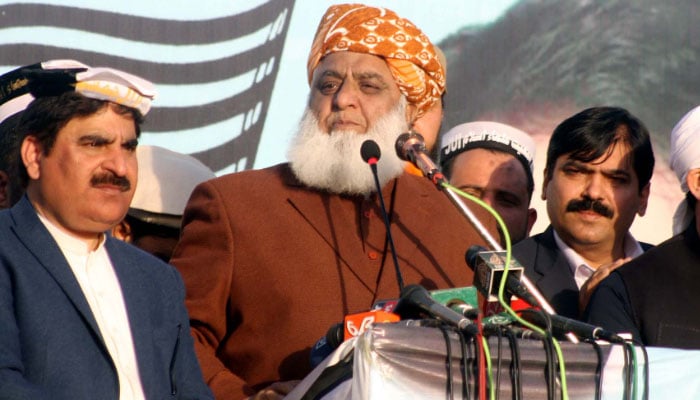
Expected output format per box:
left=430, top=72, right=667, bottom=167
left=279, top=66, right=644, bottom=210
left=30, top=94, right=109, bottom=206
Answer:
left=0, top=61, right=212, bottom=399
left=512, top=107, right=655, bottom=319
left=170, top=4, right=496, bottom=400
left=585, top=104, right=700, bottom=348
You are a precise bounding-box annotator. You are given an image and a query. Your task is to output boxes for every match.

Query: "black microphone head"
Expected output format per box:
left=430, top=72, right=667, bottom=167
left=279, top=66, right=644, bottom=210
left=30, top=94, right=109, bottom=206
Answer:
left=360, top=140, right=381, bottom=164
left=400, top=283, right=431, bottom=304
left=394, top=284, right=429, bottom=318
left=465, top=245, right=488, bottom=271
left=394, top=132, right=426, bottom=161
left=325, top=322, right=345, bottom=349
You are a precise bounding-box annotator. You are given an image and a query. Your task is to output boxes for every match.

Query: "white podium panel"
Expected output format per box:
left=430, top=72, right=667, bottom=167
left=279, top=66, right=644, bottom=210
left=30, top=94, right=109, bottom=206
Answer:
left=287, top=322, right=700, bottom=399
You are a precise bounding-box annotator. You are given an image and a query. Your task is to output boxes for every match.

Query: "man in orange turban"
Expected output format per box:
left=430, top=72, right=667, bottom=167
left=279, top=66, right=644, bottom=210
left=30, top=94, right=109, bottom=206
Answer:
left=307, top=3, right=446, bottom=122
left=171, top=4, right=493, bottom=400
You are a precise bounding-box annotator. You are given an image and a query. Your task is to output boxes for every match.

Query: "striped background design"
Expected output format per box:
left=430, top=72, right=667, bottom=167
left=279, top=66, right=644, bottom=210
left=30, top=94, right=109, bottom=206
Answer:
left=0, top=0, right=295, bottom=175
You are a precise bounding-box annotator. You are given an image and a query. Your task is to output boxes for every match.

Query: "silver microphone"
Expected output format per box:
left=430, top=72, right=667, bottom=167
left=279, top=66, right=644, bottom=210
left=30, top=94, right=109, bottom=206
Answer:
left=395, top=132, right=446, bottom=185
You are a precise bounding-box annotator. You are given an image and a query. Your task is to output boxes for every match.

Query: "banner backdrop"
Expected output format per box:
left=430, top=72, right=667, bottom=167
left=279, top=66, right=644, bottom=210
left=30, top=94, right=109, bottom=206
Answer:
left=2, top=0, right=698, bottom=244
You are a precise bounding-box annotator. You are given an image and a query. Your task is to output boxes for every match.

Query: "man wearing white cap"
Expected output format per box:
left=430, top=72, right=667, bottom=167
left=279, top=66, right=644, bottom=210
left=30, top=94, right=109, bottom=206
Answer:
left=0, top=60, right=212, bottom=399
left=111, top=145, right=215, bottom=262
left=440, top=121, right=537, bottom=244
left=511, top=107, right=655, bottom=319
left=585, top=105, right=700, bottom=348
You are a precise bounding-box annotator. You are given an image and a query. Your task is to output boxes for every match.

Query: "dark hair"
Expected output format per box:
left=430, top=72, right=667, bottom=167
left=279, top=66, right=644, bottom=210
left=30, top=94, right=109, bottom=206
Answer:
left=544, top=107, right=654, bottom=192
left=0, top=113, right=22, bottom=173
left=687, top=190, right=697, bottom=214
left=16, top=91, right=143, bottom=188
left=0, top=113, right=25, bottom=206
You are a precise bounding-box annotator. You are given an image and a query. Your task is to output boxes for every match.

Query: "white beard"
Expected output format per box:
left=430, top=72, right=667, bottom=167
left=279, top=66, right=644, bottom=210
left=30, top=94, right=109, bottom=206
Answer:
left=287, top=99, right=408, bottom=196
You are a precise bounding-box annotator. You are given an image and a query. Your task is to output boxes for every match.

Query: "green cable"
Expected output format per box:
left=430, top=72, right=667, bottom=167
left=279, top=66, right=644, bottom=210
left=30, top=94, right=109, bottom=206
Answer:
left=482, top=336, right=495, bottom=400
left=627, top=341, right=638, bottom=399
left=442, top=182, right=570, bottom=400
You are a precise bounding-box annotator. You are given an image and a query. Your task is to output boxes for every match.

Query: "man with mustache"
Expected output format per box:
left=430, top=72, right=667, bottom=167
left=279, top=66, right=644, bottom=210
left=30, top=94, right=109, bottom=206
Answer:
left=0, top=60, right=212, bottom=399
left=585, top=105, right=700, bottom=348
left=511, top=106, right=655, bottom=319
left=170, top=4, right=495, bottom=400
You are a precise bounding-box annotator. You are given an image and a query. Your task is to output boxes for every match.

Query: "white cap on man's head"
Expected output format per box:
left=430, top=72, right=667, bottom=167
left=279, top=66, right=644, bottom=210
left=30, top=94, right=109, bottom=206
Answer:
left=670, top=105, right=700, bottom=234
left=0, top=59, right=156, bottom=125
left=129, top=145, right=216, bottom=228
left=440, top=121, right=536, bottom=176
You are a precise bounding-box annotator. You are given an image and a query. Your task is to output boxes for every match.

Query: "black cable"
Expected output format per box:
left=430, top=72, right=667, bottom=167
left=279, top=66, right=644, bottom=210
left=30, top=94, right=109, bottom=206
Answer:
left=466, top=329, right=476, bottom=400
left=457, top=327, right=471, bottom=400
left=474, top=325, right=482, bottom=398
left=494, top=328, right=504, bottom=400
left=640, top=343, right=649, bottom=400
left=533, top=308, right=556, bottom=400
left=621, top=341, right=631, bottom=400
left=541, top=331, right=556, bottom=400
left=504, top=327, right=522, bottom=400
left=366, top=148, right=404, bottom=293
left=588, top=339, right=603, bottom=400
left=438, top=324, right=455, bottom=400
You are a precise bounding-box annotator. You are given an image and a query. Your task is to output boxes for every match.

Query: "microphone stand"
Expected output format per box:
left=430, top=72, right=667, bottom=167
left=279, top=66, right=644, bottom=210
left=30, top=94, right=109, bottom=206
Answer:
left=395, top=132, right=578, bottom=343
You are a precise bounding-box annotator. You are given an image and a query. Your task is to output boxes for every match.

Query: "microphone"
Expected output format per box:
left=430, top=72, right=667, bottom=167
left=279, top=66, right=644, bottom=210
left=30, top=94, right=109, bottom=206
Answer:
left=309, top=309, right=400, bottom=369
left=309, top=322, right=344, bottom=368
left=360, top=139, right=381, bottom=165
left=465, top=245, right=580, bottom=343
left=395, top=284, right=478, bottom=336
left=519, top=309, right=625, bottom=344
left=361, top=139, right=404, bottom=294
left=394, top=132, right=446, bottom=186
left=465, top=245, right=536, bottom=306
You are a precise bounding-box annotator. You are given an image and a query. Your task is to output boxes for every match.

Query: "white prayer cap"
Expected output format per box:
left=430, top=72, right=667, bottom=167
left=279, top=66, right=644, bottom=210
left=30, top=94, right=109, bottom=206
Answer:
left=440, top=121, right=536, bottom=177
left=0, top=59, right=156, bottom=125
left=670, top=105, right=700, bottom=234
left=129, top=145, right=215, bottom=229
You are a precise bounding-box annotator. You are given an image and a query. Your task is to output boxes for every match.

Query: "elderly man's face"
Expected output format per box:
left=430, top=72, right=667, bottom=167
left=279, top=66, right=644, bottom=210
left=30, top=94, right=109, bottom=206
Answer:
left=22, top=105, right=138, bottom=243
left=309, top=52, right=406, bottom=134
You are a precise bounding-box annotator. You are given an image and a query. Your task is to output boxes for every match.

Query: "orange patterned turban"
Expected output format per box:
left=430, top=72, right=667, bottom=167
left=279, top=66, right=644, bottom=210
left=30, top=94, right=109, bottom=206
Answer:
left=307, top=3, right=445, bottom=119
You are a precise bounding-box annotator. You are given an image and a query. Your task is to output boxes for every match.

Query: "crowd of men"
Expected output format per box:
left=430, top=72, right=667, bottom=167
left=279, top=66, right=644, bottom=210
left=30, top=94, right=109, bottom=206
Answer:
left=1, top=3, right=699, bottom=400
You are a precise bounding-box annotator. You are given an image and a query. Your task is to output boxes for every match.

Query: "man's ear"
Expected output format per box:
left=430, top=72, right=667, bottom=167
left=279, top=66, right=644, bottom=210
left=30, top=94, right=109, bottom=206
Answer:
left=111, top=220, right=133, bottom=243
left=687, top=169, right=700, bottom=201
left=405, top=103, right=419, bottom=129
left=526, top=207, right=538, bottom=235
left=541, top=168, right=550, bottom=200
left=20, top=136, right=43, bottom=181
left=637, top=182, right=651, bottom=217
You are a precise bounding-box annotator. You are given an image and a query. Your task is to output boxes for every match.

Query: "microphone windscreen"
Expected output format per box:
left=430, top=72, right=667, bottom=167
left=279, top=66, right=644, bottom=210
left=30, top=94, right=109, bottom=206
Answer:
left=465, top=245, right=488, bottom=271
left=394, top=132, right=425, bottom=161
left=360, top=140, right=381, bottom=163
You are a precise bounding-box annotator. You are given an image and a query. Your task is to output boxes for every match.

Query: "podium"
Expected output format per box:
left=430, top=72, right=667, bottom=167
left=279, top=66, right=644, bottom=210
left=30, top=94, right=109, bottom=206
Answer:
left=286, top=322, right=700, bottom=399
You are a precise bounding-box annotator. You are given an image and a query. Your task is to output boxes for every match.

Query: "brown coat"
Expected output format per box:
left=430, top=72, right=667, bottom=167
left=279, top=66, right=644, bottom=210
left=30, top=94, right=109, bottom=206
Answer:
left=171, top=163, right=495, bottom=399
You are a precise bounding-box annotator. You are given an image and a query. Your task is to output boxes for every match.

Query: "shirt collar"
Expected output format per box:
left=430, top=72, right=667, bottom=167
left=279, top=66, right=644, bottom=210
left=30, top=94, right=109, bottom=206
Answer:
left=553, top=229, right=643, bottom=288
left=36, top=212, right=106, bottom=255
